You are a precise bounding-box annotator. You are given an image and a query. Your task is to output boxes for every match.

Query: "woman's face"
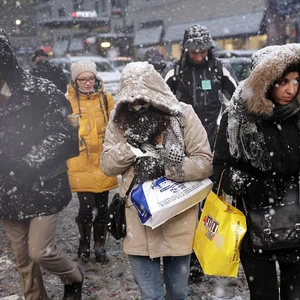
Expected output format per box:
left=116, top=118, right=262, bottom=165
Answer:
left=271, top=71, right=300, bottom=106
left=76, top=71, right=96, bottom=93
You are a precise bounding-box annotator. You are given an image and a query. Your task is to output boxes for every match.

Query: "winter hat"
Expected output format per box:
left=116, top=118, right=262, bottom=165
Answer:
left=181, top=25, right=214, bottom=52
left=137, top=47, right=166, bottom=72
left=32, top=49, right=48, bottom=62
left=70, top=60, right=97, bottom=82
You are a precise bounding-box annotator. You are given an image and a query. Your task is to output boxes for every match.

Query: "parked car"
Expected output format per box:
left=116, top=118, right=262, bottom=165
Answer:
left=49, top=56, right=121, bottom=95
left=110, top=56, right=132, bottom=72
left=222, top=57, right=252, bottom=82
left=216, top=49, right=255, bottom=59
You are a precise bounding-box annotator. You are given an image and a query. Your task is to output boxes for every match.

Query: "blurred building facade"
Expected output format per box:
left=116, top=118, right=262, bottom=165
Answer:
left=1, top=0, right=300, bottom=63
left=126, top=0, right=268, bottom=60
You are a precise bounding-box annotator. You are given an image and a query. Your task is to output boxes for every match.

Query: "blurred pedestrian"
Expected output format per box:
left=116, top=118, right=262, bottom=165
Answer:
left=0, top=29, right=83, bottom=300
left=31, top=48, right=68, bottom=93
left=67, top=60, right=118, bottom=264
left=136, top=47, right=166, bottom=74
left=101, top=61, right=212, bottom=299
left=165, top=24, right=237, bottom=149
left=214, top=44, right=300, bottom=299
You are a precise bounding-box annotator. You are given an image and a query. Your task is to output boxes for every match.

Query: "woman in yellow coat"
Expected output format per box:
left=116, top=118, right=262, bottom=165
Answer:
left=67, top=60, right=118, bottom=263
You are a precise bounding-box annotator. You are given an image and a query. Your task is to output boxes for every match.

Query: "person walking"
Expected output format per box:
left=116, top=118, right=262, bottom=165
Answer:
left=31, top=48, right=68, bottom=94
left=100, top=61, right=213, bottom=299
left=213, top=43, right=300, bottom=300
left=0, top=29, right=83, bottom=300
left=165, top=24, right=237, bottom=149
left=67, top=60, right=118, bottom=264
left=136, top=47, right=166, bottom=74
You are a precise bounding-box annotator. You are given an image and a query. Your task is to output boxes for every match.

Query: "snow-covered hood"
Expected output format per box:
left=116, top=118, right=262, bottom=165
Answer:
left=114, top=61, right=181, bottom=116
left=0, top=28, right=52, bottom=94
left=239, top=43, right=300, bottom=116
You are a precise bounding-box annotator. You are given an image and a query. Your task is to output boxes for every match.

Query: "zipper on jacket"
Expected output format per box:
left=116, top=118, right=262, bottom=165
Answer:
left=203, top=70, right=208, bottom=106
left=192, top=69, right=197, bottom=107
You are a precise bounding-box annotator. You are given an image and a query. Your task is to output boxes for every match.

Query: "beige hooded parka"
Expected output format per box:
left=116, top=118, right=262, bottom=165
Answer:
left=101, top=62, right=213, bottom=258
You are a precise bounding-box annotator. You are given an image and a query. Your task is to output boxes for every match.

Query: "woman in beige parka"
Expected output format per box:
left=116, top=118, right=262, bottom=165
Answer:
left=67, top=60, right=118, bottom=264
left=101, top=61, right=212, bottom=299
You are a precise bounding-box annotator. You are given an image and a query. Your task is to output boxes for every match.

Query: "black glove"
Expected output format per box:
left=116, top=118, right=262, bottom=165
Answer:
left=134, top=156, right=165, bottom=183
left=0, top=153, right=36, bottom=186
left=126, top=107, right=160, bottom=148
left=0, top=153, right=19, bottom=176
left=245, top=177, right=278, bottom=207
left=9, top=160, right=36, bottom=186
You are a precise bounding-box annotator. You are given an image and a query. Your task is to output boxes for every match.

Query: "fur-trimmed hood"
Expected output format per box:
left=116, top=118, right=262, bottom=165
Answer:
left=114, top=62, right=181, bottom=118
left=227, top=44, right=300, bottom=171
left=239, top=43, right=300, bottom=116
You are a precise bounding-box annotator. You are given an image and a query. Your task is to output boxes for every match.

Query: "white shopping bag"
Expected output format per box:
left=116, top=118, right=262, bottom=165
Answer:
left=131, top=177, right=213, bottom=229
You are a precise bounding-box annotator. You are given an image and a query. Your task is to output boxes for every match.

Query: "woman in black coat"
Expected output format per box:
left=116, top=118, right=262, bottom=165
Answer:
left=0, top=29, right=82, bottom=299
left=213, top=44, right=300, bottom=300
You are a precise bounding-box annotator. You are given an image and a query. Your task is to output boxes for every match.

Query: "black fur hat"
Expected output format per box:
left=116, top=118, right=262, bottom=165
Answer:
left=181, top=25, right=214, bottom=52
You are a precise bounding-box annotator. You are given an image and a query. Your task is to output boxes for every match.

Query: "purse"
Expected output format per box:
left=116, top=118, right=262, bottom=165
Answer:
left=107, top=176, right=137, bottom=240
left=243, top=200, right=300, bottom=251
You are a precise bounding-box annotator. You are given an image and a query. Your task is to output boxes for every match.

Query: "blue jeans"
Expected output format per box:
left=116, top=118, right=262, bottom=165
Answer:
left=128, top=254, right=191, bottom=300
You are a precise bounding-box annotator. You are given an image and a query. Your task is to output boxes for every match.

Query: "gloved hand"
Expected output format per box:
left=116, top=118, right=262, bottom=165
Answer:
left=134, top=156, right=165, bottom=183
left=0, top=153, right=18, bottom=175
left=245, top=177, right=278, bottom=207
left=0, top=153, right=36, bottom=186
left=9, top=160, right=36, bottom=187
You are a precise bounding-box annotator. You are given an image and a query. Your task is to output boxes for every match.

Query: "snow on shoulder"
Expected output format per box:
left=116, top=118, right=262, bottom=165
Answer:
left=116, top=61, right=181, bottom=115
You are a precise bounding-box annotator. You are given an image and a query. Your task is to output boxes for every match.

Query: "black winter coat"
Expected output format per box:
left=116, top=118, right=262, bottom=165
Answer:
left=214, top=110, right=300, bottom=262
left=165, top=54, right=237, bottom=148
left=0, top=33, right=76, bottom=220
left=30, top=60, right=68, bottom=94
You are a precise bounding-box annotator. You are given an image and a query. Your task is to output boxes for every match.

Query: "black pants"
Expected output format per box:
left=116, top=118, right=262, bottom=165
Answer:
left=77, top=191, right=109, bottom=224
left=241, top=250, right=300, bottom=300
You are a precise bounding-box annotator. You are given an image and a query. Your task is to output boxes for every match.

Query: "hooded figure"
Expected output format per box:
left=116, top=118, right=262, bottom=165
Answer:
left=165, top=24, right=237, bottom=149
left=0, top=29, right=83, bottom=299
left=67, top=60, right=118, bottom=264
left=101, top=61, right=212, bottom=299
left=30, top=48, right=68, bottom=93
left=213, top=43, right=300, bottom=299
left=136, top=47, right=166, bottom=73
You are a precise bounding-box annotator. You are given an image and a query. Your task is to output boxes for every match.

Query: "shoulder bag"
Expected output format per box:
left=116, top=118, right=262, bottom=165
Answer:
left=107, top=176, right=137, bottom=240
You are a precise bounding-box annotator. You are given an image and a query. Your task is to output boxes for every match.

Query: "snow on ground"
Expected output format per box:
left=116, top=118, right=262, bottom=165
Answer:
left=0, top=190, right=250, bottom=299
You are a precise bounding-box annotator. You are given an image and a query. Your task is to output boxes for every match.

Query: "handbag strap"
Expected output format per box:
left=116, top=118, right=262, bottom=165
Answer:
left=216, top=169, right=227, bottom=196
left=124, top=175, right=138, bottom=200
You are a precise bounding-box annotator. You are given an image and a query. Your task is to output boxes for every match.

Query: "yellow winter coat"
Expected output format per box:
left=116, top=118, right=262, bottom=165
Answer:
left=67, top=81, right=118, bottom=193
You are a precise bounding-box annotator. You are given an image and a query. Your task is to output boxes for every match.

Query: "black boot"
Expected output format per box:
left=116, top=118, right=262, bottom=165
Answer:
left=63, top=271, right=84, bottom=300
left=76, top=217, right=92, bottom=262
left=93, top=222, right=109, bottom=264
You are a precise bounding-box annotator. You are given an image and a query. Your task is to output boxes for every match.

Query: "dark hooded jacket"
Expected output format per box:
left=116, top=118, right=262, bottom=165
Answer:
left=0, top=29, right=75, bottom=220
left=213, top=44, right=300, bottom=262
left=30, top=59, right=68, bottom=94
left=165, top=25, right=237, bottom=148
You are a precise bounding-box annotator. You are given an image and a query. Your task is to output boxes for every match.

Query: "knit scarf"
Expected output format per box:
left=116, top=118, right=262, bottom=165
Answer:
left=228, top=94, right=300, bottom=172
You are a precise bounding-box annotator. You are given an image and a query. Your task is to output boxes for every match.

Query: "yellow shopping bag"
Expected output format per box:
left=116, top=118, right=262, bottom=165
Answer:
left=193, top=191, right=247, bottom=277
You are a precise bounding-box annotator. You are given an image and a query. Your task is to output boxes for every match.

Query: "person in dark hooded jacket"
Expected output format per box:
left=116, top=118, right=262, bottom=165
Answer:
left=213, top=44, right=300, bottom=300
left=0, top=29, right=83, bottom=300
left=136, top=47, right=166, bottom=74
left=165, top=25, right=237, bottom=149
left=30, top=48, right=68, bottom=94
